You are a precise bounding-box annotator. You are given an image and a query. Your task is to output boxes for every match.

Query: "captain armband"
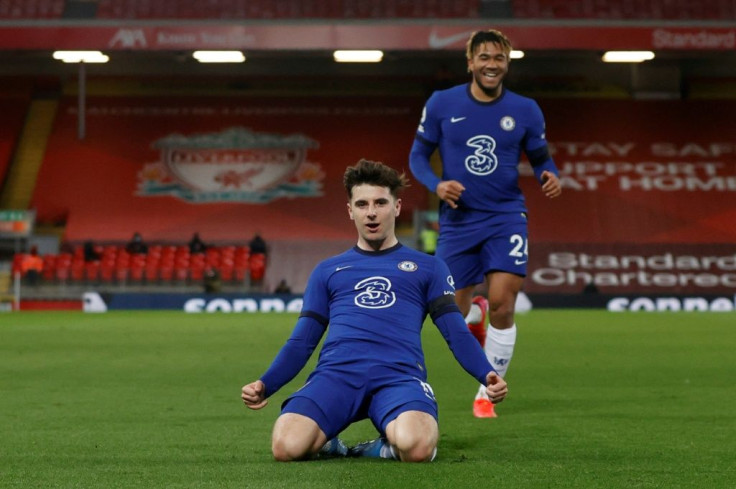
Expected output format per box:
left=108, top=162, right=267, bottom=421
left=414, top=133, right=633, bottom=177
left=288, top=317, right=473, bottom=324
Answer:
left=428, top=294, right=461, bottom=321
left=527, top=145, right=551, bottom=168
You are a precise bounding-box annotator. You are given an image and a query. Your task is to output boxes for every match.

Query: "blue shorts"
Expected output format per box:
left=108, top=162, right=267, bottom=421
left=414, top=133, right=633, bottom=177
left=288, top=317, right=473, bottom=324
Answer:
left=281, top=365, right=438, bottom=440
left=436, top=212, right=528, bottom=290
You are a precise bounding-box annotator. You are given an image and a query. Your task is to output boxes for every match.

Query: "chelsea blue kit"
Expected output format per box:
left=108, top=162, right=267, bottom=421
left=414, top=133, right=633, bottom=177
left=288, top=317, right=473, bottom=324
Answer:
left=259, top=243, right=494, bottom=439
left=409, top=84, right=559, bottom=286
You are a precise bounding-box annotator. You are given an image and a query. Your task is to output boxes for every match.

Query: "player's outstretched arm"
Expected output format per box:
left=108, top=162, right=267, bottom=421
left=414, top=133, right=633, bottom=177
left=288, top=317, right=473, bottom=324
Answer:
left=540, top=170, right=562, bottom=199
left=241, top=380, right=268, bottom=410
left=485, top=372, right=508, bottom=404
left=434, top=311, right=497, bottom=384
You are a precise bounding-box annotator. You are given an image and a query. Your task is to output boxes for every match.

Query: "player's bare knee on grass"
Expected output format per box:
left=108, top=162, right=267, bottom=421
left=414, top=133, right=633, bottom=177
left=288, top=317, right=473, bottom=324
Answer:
left=271, top=435, right=323, bottom=461
left=396, top=439, right=437, bottom=463
left=271, top=441, right=303, bottom=462
left=271, top=413, right=324, bottom=461
left=271, top=433, right=307, bottom=461
left=389, top=411, right=438, bottom=462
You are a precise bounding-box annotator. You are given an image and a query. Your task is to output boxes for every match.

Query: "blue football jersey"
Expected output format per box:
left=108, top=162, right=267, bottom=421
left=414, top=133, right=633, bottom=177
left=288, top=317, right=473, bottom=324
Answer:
left=412, top=84, right=556, bottom=220
left=301, top=243, right=456, bottom=379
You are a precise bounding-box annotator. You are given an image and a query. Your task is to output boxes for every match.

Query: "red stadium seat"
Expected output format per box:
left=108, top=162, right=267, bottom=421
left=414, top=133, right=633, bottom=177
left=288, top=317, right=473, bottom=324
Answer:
left=234, top=267, right=248, bottom=282
left=55, top=267, right=69, bottom=282
left=73, top=244, right=84, bottom=261
left=219, top=265, right=234, bottom=282
left=220, top=245, right=236, bottom=259
left=190, top=266, right=205, bottom=282
left=205, top=247, right=221, bottom=268
left=129, top=265, right=145, bottom=282
left=174, top=267, right=189, bottom=282
left=99, top=263, right=115, bottom=283
left=53, top=253, right=73, bottom=282
left=159, top=266, right=174, bottom=282
left=115, top=266, right=129, bottom=283
left=42, top=254, right=56, bottom=281
left=144, top=266, right=159, bottom=283
left=70, top=265, right=85, bottom=282
left=85, top=261, right=100, bottom=282
left=249, top=252, right=267, bottom=282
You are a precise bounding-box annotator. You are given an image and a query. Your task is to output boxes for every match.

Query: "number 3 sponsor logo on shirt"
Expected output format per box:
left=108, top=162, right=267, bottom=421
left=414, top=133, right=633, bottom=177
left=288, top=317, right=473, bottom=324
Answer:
left=465, top=135, right=499, bottom=176
left=354, top=276, right=396, bottom=309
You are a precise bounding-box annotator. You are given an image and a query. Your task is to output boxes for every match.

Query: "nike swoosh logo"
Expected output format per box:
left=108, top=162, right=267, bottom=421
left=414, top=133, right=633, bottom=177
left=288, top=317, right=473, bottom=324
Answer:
left=514, top=260, right=527, bottom=265
left=451, top=117, right=466, bottom=123
left=335, top=265, right=352, bottom=271
left=428, top=31, right=474, bottom=49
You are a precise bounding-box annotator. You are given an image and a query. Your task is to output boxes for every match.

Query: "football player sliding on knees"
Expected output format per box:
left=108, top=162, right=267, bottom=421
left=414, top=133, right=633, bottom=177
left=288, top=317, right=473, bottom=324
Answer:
left=241, top=159, right=508, bottom=462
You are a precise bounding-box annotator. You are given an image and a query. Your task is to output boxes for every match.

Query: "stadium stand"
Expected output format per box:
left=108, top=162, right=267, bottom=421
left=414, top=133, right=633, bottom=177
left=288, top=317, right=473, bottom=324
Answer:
left=0, top=93, right=32, bottom=203
left=1, top=0, right=735, bottom=304
left=512, top=0, right=736, bottom=20
left=86, top=0, right=736, bottom=20
left=0, top=0, right=64, bottom=19
left=95, top=0, right=481, bottom=19
left=0, top=100, right=58, bottom=211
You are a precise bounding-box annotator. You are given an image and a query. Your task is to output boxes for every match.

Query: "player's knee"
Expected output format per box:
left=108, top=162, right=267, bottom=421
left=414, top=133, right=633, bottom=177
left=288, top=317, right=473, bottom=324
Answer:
left=393, top=428, right=437, bottom=462
left=489, top=299, right=514, bottom=325
left=396, top=438, right=437, bottom=462
left=271, top=436, right=311, bottom=462
left=402, top=446, right=437, bottom=462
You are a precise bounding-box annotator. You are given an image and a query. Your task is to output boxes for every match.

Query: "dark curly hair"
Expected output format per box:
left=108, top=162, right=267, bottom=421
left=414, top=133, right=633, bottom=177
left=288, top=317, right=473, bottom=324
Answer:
left=343, top=159, right=409, bottom=199
left=465, top=29, right=513, bottom=60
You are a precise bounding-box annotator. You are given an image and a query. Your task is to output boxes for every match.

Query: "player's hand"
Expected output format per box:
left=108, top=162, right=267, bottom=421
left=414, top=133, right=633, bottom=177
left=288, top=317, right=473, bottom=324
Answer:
left=241, top=380, right=268, bottom=410
left=540, top=171, right=562, bottom=199
left=485, top=371, right=508, bottom=404
left=436, top=180, right=465, bottom=209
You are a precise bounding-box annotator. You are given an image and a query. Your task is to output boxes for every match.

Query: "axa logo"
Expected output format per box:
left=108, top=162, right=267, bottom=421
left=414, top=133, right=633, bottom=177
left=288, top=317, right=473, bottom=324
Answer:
left=354, top=276, right=396, bottom=309
left=109, top=29, right=147, bottom=48
left=465, top=135, right=499, bottom=176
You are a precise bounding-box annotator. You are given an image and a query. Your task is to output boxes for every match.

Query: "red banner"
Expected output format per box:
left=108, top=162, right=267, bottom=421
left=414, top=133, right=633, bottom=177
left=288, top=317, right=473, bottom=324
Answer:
left=519, top=98, right=736, bottom=294
left=521, top=99, right=736, bottom=245
left=0, top=23, right=733, bottom=51
left=32, top=95, right=427, bottom=242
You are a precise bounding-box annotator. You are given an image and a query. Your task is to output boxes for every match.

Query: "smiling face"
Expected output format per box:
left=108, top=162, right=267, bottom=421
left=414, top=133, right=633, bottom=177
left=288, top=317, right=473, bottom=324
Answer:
left=468, top=41, right=509, bottom=101
left=347, top=183, right=401, bottom=251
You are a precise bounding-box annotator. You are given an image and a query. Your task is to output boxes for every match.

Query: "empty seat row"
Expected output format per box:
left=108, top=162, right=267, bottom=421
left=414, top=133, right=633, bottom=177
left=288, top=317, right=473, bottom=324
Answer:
left=12, top=244, right=266, bottom=286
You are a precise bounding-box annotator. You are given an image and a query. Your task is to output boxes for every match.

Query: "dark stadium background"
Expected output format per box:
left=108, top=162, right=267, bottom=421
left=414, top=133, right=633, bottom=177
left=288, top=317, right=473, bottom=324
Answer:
left=1, top=0, right=735, bottom=310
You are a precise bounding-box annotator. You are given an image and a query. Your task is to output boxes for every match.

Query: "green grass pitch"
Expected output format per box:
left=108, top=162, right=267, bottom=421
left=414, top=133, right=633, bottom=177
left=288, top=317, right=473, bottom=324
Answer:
left=1, top=310, right=734, bottom=488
